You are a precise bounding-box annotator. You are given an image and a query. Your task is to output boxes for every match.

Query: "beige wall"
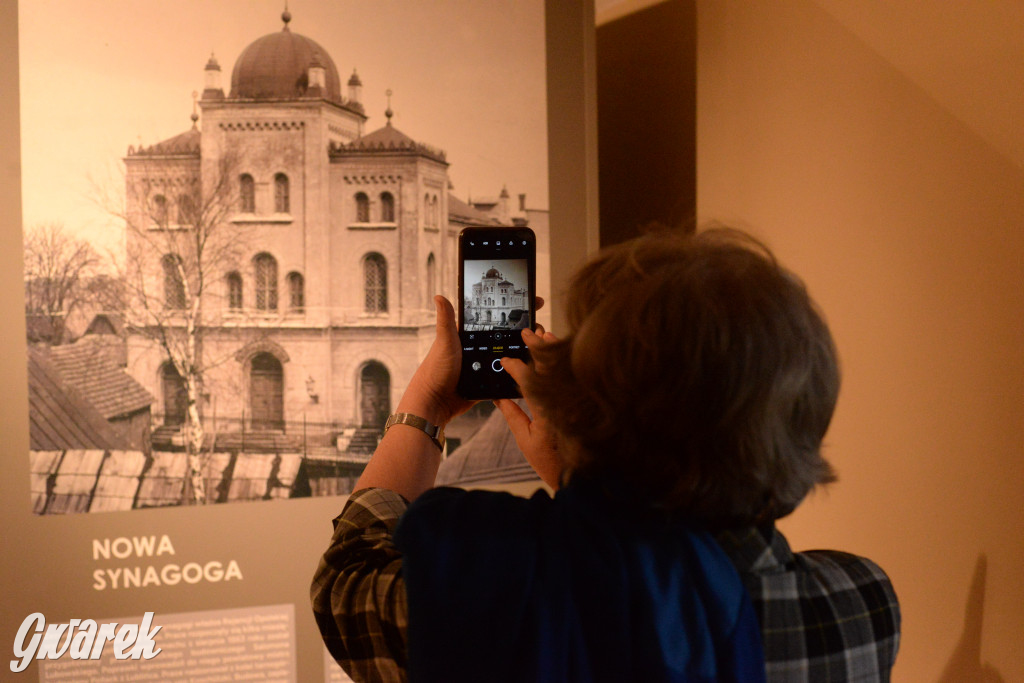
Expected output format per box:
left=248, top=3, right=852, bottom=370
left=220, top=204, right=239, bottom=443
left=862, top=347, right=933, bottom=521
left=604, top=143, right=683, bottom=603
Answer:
left=697, top=1, right=1024, bottom=680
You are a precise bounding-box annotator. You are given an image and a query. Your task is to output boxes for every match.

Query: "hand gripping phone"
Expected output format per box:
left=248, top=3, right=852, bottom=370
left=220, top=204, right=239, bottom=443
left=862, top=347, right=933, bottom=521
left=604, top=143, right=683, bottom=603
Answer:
left=456, top=227, right=537, bottom=399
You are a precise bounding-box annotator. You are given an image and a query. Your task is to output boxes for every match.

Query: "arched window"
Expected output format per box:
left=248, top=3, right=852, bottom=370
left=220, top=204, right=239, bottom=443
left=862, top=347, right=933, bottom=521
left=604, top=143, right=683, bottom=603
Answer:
left=239, top=174, right=255, bottom=213
left=162, top=254, right=185, bottom=309
left=363, top=253, right=387, bottom=313
left=287, top=272, right=304, bottom=312
left=425, top=253, right=436, bottom=307
left=254, top=253, right=278, bottom=311
left=250, top=353, right=284, bottom=430
left=355, top=192, right=370, bottom=222
left=177, top=193, right=195, bottom=225
left=152, top=194, right=169, bottom=227
left=161, top=362, right=186, bottom=426
left=274, top=173, right=290, bottom=213
left=226, top=271, right=243, bottom=310
left=380, top=192, right=395, bottom=222
left=424, top=193, right=432, bottom=227
left=432, top=195, right=440, bottom=228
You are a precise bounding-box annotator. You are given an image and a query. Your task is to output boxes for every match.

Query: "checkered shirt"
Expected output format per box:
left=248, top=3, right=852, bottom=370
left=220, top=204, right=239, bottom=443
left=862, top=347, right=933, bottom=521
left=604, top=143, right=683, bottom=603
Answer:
left=714, top=526, right=901, bottom=682
left=311, top=488, right=410, bottom=683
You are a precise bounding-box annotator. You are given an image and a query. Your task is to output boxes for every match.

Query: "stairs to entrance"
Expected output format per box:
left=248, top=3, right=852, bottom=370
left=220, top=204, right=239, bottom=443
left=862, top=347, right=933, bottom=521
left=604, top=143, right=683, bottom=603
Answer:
left=346, top=428, right=381, bottom=454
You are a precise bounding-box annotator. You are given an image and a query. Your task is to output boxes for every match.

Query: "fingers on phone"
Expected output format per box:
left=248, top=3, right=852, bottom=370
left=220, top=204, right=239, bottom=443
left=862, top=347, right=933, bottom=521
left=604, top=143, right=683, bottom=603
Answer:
left=495, top=398, right=531, bottom=439
left=521, top=327, right=558, bottom=349
left=522, top=328, right=544, bottom=345
left=500, top=357, right=528, bottom=385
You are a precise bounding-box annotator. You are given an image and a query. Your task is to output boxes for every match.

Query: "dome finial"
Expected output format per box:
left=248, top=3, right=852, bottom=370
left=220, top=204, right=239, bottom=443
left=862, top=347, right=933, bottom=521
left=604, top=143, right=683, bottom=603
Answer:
left=282, top=2, right=292, bottom=30
left=385, top=88, right=394, bottom=125
left=191, top=91, right=199, bottom=129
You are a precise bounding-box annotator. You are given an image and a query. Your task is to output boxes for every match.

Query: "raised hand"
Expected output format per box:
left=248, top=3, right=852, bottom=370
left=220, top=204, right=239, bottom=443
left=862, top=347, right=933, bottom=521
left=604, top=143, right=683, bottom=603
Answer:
left=495, top=327, right=563, bottom=490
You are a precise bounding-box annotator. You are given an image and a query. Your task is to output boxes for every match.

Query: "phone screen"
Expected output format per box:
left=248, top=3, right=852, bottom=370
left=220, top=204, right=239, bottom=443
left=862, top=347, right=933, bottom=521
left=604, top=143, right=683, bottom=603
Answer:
left=457, top=227, right=536, bottom=399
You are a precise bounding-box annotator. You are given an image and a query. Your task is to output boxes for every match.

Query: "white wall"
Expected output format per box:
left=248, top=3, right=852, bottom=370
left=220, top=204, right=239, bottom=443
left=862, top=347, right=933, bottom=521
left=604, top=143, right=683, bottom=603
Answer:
left=697, top=1, right=1024, bottom=680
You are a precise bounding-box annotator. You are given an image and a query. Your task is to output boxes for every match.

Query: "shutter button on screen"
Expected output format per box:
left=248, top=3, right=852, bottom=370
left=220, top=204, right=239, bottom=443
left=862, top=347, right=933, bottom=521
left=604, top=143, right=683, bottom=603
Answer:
left=491, top=359, right=504, bottom=373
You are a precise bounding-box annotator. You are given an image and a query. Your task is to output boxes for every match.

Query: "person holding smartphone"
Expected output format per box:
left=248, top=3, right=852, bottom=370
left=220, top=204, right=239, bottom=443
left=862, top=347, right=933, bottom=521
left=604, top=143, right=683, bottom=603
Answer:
left=311, top=227, right=899, bottom=682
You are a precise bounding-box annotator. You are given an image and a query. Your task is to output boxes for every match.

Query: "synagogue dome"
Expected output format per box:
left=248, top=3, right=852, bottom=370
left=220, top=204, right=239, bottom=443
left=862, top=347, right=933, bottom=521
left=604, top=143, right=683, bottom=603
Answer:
left=230, top=12, right=342, bottom=104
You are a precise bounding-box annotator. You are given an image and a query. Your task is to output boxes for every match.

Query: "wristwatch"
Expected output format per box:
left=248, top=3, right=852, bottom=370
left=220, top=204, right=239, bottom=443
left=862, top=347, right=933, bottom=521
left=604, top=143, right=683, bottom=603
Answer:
left=384, top=413, right=446, bottom=452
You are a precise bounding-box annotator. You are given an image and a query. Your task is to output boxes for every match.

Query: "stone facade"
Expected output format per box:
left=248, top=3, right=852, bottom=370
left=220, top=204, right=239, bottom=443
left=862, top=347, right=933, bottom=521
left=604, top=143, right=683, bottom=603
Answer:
left=121, top=16, right=522, bottom=440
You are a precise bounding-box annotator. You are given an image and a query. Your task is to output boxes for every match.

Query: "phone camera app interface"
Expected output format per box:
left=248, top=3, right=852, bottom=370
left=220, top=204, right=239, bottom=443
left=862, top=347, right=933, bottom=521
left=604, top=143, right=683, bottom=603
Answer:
left=459, top=232, right=534, bottom=398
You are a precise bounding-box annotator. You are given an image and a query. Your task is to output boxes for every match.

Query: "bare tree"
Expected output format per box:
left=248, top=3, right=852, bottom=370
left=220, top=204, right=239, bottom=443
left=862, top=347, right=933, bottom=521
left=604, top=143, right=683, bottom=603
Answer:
left=23, top=222, right=103, bottom=344
left=104, top=148, right=252, bottom=505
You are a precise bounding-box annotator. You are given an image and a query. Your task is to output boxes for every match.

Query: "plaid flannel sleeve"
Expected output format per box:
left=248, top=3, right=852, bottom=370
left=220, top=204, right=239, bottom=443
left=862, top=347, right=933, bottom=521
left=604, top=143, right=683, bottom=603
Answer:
left=311, top=488, right=411, bottom=683
left=716, top=526, right=900, bottom=682
left=760, top=550, right=901, bottom=682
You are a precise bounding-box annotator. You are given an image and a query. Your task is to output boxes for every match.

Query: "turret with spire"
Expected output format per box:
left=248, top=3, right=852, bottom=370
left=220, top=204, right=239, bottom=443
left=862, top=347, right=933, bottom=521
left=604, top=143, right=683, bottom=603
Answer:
left=499, top=185, right=511, bottom=224
left=347, top=69, right=363, bottom=112
left=307, top=51, right=326, bottom=97
left=202, top=53, right=223, bottom=100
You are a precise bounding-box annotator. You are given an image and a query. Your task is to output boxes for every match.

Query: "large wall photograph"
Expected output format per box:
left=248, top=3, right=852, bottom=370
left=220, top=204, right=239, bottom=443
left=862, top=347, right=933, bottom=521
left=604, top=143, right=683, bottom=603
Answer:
left=20, top=0, right=549, bottom=513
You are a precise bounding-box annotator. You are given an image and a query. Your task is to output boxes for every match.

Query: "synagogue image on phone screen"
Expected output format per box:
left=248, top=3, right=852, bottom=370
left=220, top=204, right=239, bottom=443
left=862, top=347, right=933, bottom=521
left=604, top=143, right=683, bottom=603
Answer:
left=462, top=259, right=531, bottom=332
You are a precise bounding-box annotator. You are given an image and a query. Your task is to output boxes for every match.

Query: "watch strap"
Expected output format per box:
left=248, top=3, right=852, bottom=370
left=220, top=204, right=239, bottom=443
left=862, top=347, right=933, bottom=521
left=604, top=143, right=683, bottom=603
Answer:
left=384, top=412, right=445, bottom=452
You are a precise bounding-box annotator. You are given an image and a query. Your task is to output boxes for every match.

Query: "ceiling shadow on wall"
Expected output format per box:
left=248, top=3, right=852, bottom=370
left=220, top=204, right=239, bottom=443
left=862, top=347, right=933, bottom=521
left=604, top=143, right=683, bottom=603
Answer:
left=596, top=0, right=696, bottom=247
left=937, top=553, right=1005, bottom=682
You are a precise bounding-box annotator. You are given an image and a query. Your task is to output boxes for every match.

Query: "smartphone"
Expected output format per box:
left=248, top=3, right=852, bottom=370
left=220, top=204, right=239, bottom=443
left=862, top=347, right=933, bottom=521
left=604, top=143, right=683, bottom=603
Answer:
left=457, top=226, right=537, bottom=399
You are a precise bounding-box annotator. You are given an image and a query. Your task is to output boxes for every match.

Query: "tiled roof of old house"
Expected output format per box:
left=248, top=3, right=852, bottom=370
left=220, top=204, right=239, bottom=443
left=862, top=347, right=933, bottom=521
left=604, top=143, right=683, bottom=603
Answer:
left=47, top=338, right=154, bottom=420
left=27, top=346, right=120, bottom=451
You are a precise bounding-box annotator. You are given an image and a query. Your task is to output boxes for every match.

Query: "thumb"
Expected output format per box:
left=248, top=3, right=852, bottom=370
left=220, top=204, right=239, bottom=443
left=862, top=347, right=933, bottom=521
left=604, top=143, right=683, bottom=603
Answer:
left=432, top=295, right=459, bottom=346
left=434, top=295, right=456, bottom=331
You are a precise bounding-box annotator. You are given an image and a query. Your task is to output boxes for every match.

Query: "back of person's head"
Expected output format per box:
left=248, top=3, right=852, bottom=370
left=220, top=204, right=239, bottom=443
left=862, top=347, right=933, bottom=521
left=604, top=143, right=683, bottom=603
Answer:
left=528, top=226, right=839, bottom=528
